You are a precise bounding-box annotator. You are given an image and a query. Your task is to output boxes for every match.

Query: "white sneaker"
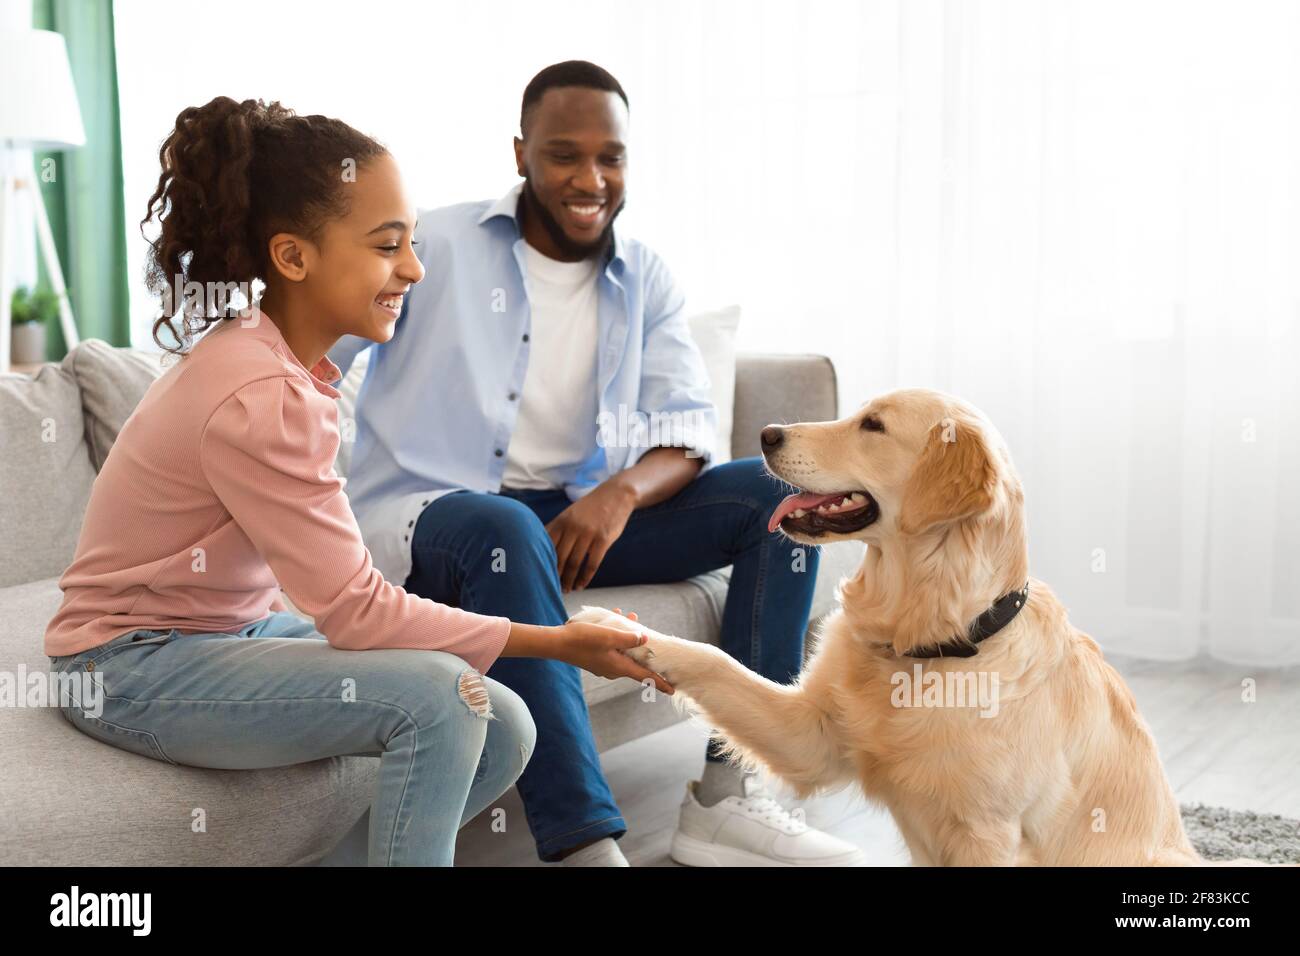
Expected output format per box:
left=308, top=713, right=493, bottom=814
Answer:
left=670, top=775, right=867, bottom=867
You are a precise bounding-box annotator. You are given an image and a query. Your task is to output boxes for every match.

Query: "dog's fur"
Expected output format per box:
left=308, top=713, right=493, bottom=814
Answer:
left=574, top=388, right=1266, bottom=866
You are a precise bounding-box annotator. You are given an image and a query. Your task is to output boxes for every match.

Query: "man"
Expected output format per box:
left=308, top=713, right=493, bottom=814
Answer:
left=329, top=60, right=863, bottom=867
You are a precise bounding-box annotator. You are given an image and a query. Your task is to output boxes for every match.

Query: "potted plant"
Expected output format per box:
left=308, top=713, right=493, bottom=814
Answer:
left=10, top=286, right=58, bottom=365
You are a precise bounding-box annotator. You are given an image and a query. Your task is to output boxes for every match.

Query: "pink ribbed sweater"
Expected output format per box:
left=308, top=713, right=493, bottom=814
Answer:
left=44, top=311, right=510, bottom=672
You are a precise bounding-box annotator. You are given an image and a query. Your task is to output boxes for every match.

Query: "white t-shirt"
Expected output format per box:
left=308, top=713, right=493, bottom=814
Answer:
left=501, top=243, right=602, bottom=490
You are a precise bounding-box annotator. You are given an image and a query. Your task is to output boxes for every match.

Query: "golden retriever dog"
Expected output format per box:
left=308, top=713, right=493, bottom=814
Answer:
left=573, top=388, right=1264, bottom=866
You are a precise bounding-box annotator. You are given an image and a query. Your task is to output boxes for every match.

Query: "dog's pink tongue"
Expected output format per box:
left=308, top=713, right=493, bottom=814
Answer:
left=768, top=491, right=843, bottom=533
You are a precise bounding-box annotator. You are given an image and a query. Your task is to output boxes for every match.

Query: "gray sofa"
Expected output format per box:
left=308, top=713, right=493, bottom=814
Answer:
left=0, top=340, right=860, bottom=865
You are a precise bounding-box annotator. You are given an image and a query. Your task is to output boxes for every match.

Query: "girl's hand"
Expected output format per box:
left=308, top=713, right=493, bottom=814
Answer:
left=504, top=613, right=673, bottom=695
left=554, top=619, right=674, bottom=695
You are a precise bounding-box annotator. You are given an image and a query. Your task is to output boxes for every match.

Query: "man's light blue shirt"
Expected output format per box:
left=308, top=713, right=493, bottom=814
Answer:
left=327, top=183, right=718, bottom=587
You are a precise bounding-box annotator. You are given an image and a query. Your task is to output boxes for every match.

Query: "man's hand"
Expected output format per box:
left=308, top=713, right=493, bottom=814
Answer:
left=544, top=446, right=704, bottom=592
left=545, top=479, right=637, bottom=592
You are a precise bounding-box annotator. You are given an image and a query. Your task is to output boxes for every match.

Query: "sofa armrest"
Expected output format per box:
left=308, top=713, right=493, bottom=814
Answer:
left=730, top=353, right=838, bottom=461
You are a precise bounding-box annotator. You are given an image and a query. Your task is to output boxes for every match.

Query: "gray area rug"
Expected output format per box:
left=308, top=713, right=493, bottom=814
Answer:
left=1182, top=803, right=1300, bottom=863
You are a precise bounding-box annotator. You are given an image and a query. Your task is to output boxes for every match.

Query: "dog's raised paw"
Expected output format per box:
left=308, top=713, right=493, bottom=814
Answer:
left=569, top=605, right=692, bottom=683
left=622, top=637, right=658, bottom=669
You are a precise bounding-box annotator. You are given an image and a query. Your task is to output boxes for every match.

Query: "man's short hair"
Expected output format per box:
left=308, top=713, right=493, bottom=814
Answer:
left=520, top=60, right=629, bottom=135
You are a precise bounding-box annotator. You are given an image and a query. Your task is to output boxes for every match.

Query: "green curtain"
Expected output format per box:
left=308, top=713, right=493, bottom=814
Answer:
left=31, top=0, right=130, bottom=358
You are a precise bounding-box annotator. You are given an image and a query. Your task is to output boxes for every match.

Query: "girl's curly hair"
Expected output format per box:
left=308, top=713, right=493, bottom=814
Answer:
left=141, top=96, right=387, bottom=354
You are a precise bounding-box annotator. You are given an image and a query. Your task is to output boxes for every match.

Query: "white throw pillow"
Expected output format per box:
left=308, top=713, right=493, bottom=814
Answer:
left=686, top=305, right=741, bottom=465
left=334, top=349, right=371, bottom=478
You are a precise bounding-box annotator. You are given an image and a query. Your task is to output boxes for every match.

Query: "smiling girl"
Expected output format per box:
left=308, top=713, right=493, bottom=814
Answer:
left=43, top=96, right=668, bottom=866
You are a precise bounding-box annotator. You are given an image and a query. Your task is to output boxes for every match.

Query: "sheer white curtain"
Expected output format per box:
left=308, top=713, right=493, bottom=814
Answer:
left=114, top=0, right=1299, bottom=664
left=902, top=0, right=1300, bottom=668
left=625, top=0, right=1300, bottom=667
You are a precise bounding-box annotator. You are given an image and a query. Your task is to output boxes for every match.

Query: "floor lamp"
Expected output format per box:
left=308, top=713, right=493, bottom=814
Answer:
left=0, top=29, right=86, bottom=371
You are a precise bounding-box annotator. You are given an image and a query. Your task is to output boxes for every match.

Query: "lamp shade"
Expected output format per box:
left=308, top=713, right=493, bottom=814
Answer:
left=0, top=29, right=86, bottom=149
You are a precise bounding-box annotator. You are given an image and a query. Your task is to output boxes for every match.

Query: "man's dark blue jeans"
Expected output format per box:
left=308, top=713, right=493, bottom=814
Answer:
left=402, top=455, right=820, bottom=861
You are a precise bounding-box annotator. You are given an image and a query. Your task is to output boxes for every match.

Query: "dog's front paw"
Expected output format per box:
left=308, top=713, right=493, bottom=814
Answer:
left=621, top=632, right=668, bottom=674
left=570, top=605, right=714, bottom=688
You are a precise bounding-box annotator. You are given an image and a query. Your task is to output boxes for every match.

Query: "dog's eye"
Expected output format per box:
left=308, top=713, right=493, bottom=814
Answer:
left=860, top=415, right=886, bottom=433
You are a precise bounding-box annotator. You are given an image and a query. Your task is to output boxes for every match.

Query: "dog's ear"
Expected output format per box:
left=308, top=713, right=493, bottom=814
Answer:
left=898, top=411, right=998, bottom=534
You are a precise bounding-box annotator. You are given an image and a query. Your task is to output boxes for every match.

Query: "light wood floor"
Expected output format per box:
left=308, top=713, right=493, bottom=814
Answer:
left=455, top=655, right=1300, bottom=866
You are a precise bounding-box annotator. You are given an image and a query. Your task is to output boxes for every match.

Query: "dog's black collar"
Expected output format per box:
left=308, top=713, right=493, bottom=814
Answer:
left=903, top=582, right=1031, bottom=659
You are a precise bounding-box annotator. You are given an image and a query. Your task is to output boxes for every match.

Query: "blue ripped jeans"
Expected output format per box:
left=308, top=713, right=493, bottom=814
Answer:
left=402, top=456, right=821, bottom=861
left=47, top=611, right=535, bottom=866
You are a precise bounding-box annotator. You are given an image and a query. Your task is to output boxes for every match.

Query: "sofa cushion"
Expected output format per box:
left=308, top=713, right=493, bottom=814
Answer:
left=0, top=577, right=377, bottom=865
left=732, top=352, right=839, bottom=459
left=63, top=339, right=167, bottom=470
left=687, top=306, right=741, bottom=465
left=0, top=366, right=97, bottom=587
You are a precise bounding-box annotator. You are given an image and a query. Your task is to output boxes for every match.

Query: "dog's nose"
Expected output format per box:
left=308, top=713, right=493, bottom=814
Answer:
left=761, top=425, right=784, bottom=450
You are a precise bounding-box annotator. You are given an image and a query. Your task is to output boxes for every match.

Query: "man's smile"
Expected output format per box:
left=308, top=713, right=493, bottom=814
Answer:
left=561, top=198, right=606, bottom=230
